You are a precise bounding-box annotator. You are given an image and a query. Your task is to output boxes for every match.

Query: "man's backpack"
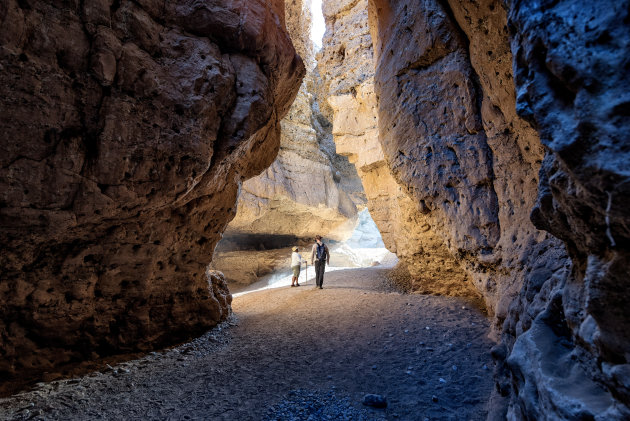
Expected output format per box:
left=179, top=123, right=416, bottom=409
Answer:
left=316, top=243, right=326, bottom=260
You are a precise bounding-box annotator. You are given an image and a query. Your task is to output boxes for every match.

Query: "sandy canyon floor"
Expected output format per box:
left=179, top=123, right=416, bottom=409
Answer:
left=0, top=267, right=495, bottom=420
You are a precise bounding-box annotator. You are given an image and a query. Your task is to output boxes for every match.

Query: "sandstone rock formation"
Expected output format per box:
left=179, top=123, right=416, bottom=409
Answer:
left=211, top=0, right=365, bottom=290
left=225, top=74, right=360, bottom=242
left=0, top=0, right=303, bottom=382
left=319, top=0, right=479, bottom=299
left=224, top=0, right=364, bottom=244
left=364, top=0, right=629, bottom=418
left=501, top=1, right=630, bottom=418
left=367, top=0, right=568, bottom=323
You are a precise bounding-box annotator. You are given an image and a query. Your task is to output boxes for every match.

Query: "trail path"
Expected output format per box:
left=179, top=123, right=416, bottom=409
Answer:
left=0, top=267, right=495, bottom=420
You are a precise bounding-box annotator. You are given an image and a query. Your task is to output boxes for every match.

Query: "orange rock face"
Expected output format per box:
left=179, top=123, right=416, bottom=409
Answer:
left=0, top=0, right=304, bottom=380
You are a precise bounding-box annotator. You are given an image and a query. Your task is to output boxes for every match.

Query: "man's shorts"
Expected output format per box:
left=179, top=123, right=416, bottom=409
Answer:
left=292, top=265, right=301, bottom=277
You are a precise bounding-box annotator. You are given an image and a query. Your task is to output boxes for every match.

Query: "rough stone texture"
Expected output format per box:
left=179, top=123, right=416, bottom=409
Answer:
left=226, top=0, right=364, bottom=243
left=320, top=0, right=479, bottom=298
left=0, top=0, right=304, bottom=382
left=367, top=0, right=569, bottom=324
left=365, top=0, right=629, bottom=418
left=501, top=0, right=630, bottom=418
left=226, top=73, right=360, bottom=241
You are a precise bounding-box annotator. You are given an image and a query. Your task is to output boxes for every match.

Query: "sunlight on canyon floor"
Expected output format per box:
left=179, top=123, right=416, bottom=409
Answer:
left=233, top=209, right=397, bottom=298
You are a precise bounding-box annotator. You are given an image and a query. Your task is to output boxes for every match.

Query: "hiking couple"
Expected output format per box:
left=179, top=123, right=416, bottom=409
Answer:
left=291, top=235, right=330, bottom=289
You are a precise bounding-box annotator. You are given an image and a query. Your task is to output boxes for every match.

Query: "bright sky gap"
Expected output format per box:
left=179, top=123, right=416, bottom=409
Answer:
left=310, top=0, right=325, bottom=50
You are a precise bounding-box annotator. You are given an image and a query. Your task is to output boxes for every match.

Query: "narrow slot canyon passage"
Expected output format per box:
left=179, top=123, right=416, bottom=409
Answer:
left=1, top=0, right=629, bottom=420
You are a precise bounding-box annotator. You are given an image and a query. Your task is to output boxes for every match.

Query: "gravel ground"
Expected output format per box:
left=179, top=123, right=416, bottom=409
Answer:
left=0, top=267, right=495, bottom=420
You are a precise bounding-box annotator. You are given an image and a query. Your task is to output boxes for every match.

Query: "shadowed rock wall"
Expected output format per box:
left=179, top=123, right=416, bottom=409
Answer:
left=501, top=1, right=630, bottom=418
left=0, top=0, right=304, bottom=381
left=366, top=0, right=629, bottom=418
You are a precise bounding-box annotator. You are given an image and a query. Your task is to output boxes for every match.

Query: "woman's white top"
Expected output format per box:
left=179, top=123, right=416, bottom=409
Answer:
left=291, top=252, right=303, bottom=267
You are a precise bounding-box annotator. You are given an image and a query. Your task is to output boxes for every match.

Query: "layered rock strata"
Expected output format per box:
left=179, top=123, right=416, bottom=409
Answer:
left=0, top=0, right=303, bottom=381
left=225, top=0, right=364, bottom=244
left=319, top=0, right=478, bottom=298
left=226, top=74, right=360, bottom=241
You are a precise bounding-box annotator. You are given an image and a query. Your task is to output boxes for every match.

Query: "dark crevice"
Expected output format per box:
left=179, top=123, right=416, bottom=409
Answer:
left=110, top=0, right=122, bottom=16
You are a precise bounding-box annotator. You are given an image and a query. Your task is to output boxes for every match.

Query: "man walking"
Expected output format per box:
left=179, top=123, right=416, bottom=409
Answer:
left=311, top=235, right=329, bottom=289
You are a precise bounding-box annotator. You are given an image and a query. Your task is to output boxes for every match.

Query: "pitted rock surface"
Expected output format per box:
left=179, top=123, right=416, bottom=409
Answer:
left=503, top=0, right=630, bottom=418
left=365, top=0, right=629, bottom=418
left=0, top=0, right=304, bottom=383
left=320, top=0, right=479, bottom=299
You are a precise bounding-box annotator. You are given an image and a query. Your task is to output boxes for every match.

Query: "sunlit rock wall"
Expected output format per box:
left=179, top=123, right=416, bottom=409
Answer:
left=319, top=0, right=478, bottom=298
left=0, top=0, right=304, bottom=381
left=367, top=0, right=567, bottom=323
left=226, top=0, right=363, bottom=243
left=367, top=0, right=629, bottom=418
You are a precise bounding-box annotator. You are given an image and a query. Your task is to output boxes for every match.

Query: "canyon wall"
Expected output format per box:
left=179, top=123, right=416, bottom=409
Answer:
left=319, top=0, right=479, bottom=298
left=0, top=0, right=303, bottom=382
left=226, top=0, right=363, bottom=244
left=365, top=0, right=629, bottom=418
left=502, top=1, right=630, bottom=418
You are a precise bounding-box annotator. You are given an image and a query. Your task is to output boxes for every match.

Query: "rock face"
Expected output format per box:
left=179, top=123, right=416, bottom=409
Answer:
left=212, top=0, right=365, bottom=291
left=319, top=0, right=479, bottom=298
left=364, top=0, right=629, bottom=418
left=367, top=0, right=568, bottom=324
left=502, top=1, right=630, bottom=418
left=0, top=0, right=304, bottom=381
left=226, top=0, right=363, bottom=244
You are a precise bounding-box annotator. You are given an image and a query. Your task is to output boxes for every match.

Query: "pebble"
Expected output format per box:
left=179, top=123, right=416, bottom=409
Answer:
left=265, top=389, right=385, bottom=420
left=452, top=365, right=458, bottom=371
left=372, top=365, right=377, bottom=370
left=425, top=326, right=430, bottom=330
left=439, top=378, right=446, bottom=383
left=482, top=364, right=488, bottom=370
left=362, top=394, right=387, bottom=408
left=404, top=329, right=409, bottom=333
left=432, top=395, right=439, bottom=402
